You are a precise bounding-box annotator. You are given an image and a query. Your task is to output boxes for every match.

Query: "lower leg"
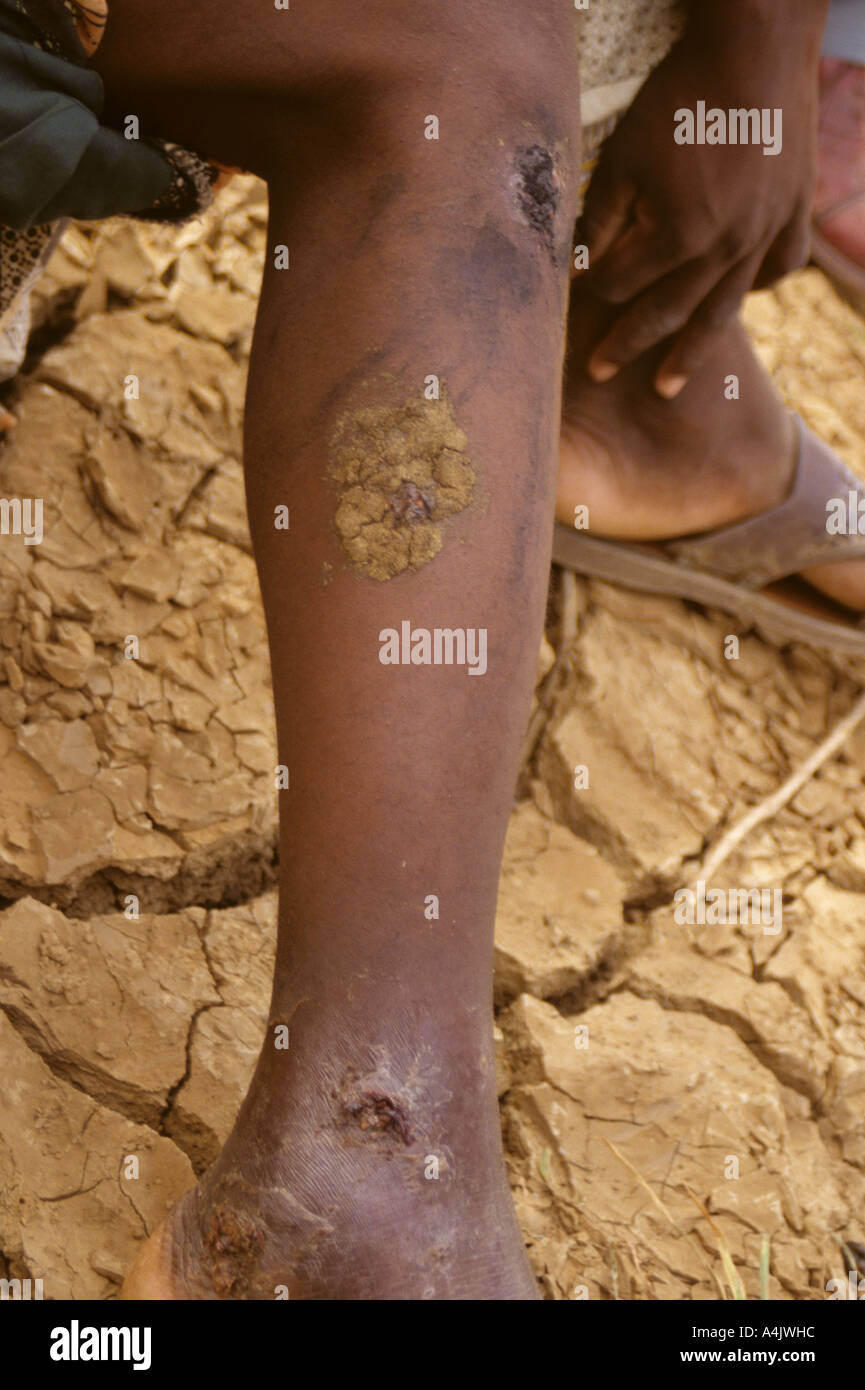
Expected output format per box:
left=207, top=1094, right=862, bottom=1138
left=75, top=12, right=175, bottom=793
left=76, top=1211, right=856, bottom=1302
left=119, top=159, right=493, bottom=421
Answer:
left=119, top=13, right=581, bottom=1300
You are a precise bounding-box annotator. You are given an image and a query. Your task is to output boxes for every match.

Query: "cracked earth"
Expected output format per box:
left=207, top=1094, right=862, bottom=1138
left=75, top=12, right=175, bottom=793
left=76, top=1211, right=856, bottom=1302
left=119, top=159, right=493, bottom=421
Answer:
left=1, top=178, right=864, bottom=1300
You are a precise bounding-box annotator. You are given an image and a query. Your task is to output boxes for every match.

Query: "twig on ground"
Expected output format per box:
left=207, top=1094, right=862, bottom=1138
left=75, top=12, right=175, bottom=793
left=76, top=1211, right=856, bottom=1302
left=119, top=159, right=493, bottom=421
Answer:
left=692, top=686, right=865, bottom=885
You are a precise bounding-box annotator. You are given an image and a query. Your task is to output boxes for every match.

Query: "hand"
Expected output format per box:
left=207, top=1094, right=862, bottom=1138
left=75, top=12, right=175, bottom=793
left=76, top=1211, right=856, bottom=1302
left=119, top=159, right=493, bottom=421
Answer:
left=576, top=15, right=823, bottom=396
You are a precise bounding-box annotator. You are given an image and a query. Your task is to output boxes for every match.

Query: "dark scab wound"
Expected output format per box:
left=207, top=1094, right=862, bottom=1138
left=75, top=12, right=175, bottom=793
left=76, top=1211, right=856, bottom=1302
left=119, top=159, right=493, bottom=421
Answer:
left=340, top=1088, right=415, bottom=1146
left=516, top=145, right=561, bottom=254
left=390, top=479, right=437, bottom=522
left=203, top=1202, right=266, bottom=1298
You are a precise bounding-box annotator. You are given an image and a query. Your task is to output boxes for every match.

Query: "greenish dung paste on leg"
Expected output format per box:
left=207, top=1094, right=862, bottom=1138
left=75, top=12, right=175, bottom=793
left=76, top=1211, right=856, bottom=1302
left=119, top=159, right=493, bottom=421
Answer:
left=329, top=391, right=477, bottom=581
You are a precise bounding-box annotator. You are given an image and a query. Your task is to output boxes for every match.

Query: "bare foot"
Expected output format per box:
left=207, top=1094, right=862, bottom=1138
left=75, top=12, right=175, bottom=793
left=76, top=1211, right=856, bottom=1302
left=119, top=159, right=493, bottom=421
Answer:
left=122, top=1042, right=539, bottom=1301
left=556, top=299, right=865, bottom=610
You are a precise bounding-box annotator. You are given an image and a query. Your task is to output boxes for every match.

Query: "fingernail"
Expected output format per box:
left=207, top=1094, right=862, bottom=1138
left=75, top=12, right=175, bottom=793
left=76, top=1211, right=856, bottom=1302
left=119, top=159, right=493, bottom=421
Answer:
left=589, top=360, right=618, bottom=383
left=656, top=374, right=689, bottom=399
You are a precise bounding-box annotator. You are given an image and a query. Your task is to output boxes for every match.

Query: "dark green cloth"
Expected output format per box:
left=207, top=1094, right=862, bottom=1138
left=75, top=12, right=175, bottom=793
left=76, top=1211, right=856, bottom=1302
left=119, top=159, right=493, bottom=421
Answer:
left=0, top=17, right=171, bottom=230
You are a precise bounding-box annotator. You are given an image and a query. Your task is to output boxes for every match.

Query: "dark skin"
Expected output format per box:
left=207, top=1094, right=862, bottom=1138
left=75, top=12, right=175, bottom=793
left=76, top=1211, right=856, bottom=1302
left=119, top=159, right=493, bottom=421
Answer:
left=557, top=0, right=865, bottom=614
left=577, top=0, right=830, bottom=396
left=91, top=0, right=581, bottom=1300
left=78, top=0, right=847, bottom=1301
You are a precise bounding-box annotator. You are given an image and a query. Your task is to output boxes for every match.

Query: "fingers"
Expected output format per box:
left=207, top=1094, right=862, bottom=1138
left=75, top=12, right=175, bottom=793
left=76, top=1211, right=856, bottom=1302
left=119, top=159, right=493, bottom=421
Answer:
left=576, top=161, right=638, bottom=271
left=583, top=211, right=710, bottom=306
left=586, top=257, right=722, bottom=382
left=653, top=253, right=763, bottom=397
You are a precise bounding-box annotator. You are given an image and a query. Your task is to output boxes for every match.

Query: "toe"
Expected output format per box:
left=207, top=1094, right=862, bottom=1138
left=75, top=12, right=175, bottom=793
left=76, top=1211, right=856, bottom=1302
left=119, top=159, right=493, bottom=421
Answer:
left=120, top=1220, right=176, bottom=1300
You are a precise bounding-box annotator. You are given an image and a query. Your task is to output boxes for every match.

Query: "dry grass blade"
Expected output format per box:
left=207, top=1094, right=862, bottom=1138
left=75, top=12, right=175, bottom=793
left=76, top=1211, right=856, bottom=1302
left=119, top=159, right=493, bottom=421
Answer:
left=685, top=1185, right=746, bottom=1301
left=602, top=1137, right=727, bottom=1299
left=759, top=1234, right=771, bottom=1301
left=833, top=1234, right=861, bottom=1286
left=607, top=1243, right=621, bottom=1301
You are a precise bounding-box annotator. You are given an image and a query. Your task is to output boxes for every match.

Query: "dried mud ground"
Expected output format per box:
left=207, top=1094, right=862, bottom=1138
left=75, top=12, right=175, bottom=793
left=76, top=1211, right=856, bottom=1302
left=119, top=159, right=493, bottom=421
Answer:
left=1, top=178, right=865, bottom=1302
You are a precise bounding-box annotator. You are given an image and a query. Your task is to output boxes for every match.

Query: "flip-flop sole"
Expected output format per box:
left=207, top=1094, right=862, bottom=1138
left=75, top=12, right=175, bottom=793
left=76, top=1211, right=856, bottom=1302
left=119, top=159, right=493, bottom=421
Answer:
left=552, top=525, right=865, bottom=657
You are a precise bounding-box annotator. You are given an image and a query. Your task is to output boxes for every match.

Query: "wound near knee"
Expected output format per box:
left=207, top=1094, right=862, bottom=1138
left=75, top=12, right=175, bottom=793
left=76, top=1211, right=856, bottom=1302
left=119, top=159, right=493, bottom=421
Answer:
left=515, top=145, right=561, bottom=259
left=329, top=392, right=477, bottom=581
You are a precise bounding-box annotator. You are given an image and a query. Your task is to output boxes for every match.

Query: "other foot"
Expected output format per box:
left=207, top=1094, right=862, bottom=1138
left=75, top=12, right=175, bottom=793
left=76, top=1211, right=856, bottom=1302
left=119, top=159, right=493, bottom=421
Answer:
left=556, top=311, right=865, bottom=611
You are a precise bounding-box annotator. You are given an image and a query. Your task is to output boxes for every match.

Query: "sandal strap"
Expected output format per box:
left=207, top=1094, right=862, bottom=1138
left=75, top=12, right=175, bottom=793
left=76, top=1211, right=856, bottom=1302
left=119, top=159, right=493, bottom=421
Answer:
left=668, top=416, right=865, bottom=587
left=814, top=189, right=865, bottom=227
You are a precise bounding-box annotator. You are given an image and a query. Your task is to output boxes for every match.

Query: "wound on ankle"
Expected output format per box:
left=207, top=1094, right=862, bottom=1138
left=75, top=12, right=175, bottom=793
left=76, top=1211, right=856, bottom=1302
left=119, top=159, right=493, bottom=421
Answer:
left=203, top=1202, right=266, bottom=1298
left=336, top=1082, right=415, bottom=1147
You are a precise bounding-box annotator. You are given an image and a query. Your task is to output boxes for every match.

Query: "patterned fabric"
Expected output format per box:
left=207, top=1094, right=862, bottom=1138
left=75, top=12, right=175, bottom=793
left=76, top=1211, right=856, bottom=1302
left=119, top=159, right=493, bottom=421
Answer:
left=0, top=0, right=218, bottom=381
left=0, top=293, right=32, bottom=378
left=61, top=1, right=107, bottom=56
left=11, top=0, right=106, bottom=57
left=578, top=0, right=686, bottom=113
left=577, top=0, right=687, bottom=210
left=0, top=220, right=67, bottom=380
left=136, top=142, right=221, bottom=225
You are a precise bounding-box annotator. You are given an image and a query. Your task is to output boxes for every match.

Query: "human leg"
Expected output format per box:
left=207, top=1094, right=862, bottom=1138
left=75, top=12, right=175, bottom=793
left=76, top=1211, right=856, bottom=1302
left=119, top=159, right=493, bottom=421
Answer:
left=92, top=0, right=582, bottom=1300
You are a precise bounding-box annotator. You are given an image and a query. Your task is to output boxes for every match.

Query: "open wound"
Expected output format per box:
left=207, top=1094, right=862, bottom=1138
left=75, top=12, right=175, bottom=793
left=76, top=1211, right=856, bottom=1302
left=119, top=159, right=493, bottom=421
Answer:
left=515, top=145, right=561, bottom=257
left=329, top=391, right=477, bottom=581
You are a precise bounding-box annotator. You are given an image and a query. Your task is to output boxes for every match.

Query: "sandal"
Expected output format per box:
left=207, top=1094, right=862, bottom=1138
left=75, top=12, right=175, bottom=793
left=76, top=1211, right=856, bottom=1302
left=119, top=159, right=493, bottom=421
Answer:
left=552, top=414, right=865, bottom=655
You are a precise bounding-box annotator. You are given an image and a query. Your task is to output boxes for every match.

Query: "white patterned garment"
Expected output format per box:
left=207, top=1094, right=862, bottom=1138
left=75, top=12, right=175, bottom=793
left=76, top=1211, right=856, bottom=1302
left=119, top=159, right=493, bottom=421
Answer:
left=578, top=0, right=687, bottom=128
left=0, top=300, right=30, bottom=382
left=0, top=221, right=66, bottom=381
left=575, top=0, right=687, bottom=198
